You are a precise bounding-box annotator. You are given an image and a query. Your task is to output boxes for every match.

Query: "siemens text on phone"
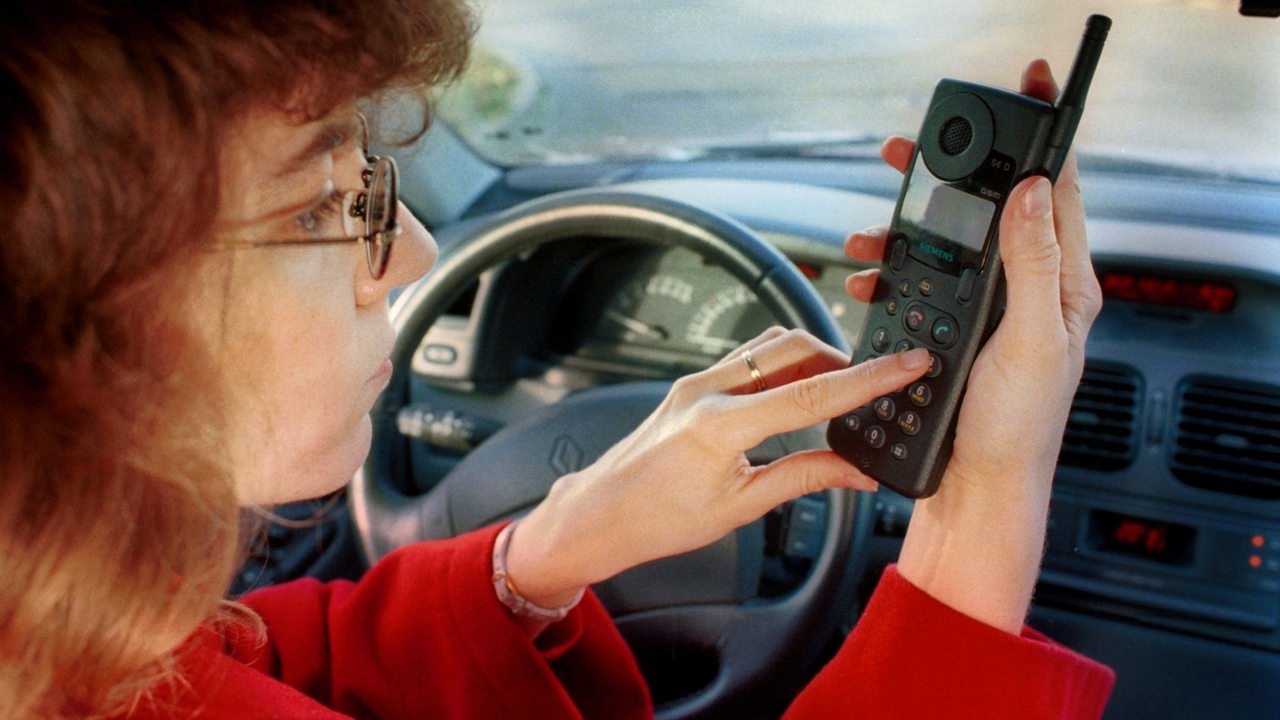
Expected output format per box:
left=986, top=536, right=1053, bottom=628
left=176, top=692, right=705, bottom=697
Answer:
left=826, top=15, right=1111, bottom=499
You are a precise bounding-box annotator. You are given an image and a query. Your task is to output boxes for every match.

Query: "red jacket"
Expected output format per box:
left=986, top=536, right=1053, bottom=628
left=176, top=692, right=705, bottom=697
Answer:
left=124, top=524, right=1113, bottom=719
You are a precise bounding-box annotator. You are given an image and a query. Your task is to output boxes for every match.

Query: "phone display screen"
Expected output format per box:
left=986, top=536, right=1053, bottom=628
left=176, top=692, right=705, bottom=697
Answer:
left=899, top=166, right=996, bottom=253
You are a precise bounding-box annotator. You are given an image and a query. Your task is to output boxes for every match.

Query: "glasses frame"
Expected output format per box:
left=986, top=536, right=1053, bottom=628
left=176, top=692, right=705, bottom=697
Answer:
left=217, top=113, right=401, bottom=280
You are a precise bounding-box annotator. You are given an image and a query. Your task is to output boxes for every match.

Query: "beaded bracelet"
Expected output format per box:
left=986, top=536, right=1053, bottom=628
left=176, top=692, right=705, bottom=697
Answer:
left=491, top=521, right=584, bottom=622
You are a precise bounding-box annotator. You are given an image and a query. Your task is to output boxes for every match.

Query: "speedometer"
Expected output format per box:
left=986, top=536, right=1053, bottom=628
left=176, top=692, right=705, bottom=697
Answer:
left=685, top=284, right=774, bottom=356
left=595, top=274, right=695, bottom=348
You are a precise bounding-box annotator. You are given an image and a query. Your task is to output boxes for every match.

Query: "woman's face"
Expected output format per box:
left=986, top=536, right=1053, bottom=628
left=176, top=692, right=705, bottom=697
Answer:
left=200, top=104, right=437, bottom=506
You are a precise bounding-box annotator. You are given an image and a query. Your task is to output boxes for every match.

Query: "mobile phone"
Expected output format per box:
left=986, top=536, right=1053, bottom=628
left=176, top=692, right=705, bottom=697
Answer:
left=826, top=15, right=1111, bottom=499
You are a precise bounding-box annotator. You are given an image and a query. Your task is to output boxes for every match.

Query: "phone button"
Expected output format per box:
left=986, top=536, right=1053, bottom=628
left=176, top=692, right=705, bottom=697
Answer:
left=891, top=443, right=909, bottom=461
left=874, top=397, right=897, bottom=421
left=865, top=425, right=887, bottom=449
left=899, top=411, right=922, bottom=436
left=905, top=303, right=927, bottom=332
left=931, top=316, right=959, bottom=347
left=957, top=267, right=977, bottom=302
left=908, top=382, right=932, bottom=406
left=927, top=354, right=943, bottom=378
left=871, top=327, right=892, bottom=352
left=890, top=238, right=908, bottom=271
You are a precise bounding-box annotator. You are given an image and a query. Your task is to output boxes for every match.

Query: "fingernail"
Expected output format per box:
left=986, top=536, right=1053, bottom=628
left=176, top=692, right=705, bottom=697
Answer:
left=1022, top=177, right=1052, bottom=218
left=898, top=347, right=930, bottom=371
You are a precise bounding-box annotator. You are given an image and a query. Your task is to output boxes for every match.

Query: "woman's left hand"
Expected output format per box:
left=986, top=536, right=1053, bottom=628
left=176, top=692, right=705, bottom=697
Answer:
left=506, top=328, right=929, bottom=608
left=846, top=59, right=1103, bottom=633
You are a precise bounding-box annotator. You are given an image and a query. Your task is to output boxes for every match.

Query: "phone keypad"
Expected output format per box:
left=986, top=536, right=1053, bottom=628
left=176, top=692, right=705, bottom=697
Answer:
left=839, top=267, right=962, bottom=467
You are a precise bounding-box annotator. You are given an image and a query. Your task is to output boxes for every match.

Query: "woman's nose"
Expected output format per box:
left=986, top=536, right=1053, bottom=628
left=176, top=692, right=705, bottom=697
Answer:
left=389, top=201, right=438, bottom=284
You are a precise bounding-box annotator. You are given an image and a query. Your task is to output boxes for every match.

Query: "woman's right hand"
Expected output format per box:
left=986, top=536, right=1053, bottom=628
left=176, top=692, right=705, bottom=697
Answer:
left=504, top=328, right=929, bottom=610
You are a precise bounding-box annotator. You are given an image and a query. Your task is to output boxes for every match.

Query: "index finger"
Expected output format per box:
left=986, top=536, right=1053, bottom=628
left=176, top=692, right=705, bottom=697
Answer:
left=719, top=349, right=930, bottom=449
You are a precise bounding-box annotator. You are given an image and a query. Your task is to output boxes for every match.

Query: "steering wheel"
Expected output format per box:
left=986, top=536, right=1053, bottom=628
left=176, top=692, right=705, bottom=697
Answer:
left=352, top=188, right=872, bottom=719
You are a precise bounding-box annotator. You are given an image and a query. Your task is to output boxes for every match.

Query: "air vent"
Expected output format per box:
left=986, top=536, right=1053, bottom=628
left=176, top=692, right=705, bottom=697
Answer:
left=1171, top=378, right=1280, bottom=499
left=1059, top=363, right=1141, bottom=471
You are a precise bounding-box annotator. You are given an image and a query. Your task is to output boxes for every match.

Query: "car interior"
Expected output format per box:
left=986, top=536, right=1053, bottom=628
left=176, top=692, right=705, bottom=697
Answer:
left=236, top=2, right=1280, bottom=718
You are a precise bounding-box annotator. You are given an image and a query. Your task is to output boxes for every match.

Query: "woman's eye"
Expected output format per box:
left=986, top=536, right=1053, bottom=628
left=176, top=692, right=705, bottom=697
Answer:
left=294, top=189, right=346, bottom=234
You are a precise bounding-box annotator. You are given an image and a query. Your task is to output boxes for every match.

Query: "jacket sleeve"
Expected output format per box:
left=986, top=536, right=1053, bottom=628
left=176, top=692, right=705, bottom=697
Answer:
left=236, top=523, right=652, bottom=720
left=784, top=565, right=1115, bottom=720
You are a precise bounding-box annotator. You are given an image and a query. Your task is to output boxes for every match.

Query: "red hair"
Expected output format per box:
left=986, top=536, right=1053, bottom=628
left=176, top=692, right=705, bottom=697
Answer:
left=0, top=1, right=473, bottom=717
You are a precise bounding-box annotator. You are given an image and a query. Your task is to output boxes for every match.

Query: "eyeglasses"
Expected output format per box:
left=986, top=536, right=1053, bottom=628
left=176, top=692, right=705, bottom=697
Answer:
left=217, top=114, right=401, bottom=280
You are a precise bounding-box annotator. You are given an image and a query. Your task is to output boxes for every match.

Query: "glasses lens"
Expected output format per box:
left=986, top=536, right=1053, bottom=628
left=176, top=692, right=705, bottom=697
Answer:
left=367, top=159, right=395, bottom=233
left=369, top=233, right=397, bottom=280
left=363, top=157, right=398, bottom=279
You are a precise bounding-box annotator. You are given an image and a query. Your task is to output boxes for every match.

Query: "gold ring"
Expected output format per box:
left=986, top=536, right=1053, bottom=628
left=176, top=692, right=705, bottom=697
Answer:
left=742, top=349, right=768, bottom=392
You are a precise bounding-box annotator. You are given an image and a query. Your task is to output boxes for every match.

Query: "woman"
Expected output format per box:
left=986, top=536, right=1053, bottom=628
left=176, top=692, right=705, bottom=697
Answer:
left=1, top=1, right=1113, bottom=718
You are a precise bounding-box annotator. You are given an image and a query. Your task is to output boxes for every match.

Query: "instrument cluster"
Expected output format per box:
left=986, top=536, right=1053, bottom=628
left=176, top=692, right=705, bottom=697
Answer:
left=553, top=242, right=867, bottom=374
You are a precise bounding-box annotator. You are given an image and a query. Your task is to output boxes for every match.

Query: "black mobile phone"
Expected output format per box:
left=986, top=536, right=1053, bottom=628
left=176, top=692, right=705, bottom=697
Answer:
left=826, top=15, right=1111, bottom=499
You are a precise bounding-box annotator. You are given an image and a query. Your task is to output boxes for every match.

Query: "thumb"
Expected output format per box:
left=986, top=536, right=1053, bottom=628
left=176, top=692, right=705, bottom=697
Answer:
left=999, top=176, right=1063, bottom=330
left=740, top=449, right=879, bottom=514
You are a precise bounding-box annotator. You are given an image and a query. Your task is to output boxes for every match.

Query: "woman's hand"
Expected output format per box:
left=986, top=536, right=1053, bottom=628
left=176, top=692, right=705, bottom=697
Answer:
left=506, top=330, right=929, bottom=608
left=846, top=59, right=1103, bottom=633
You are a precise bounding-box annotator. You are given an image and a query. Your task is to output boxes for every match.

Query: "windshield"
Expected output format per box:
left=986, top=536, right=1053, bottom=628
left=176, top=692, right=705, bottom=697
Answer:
left=437, top=0, right=1280, bottom=180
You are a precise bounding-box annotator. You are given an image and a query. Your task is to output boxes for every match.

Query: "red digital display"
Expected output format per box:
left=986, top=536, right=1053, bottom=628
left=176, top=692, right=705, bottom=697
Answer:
left=1099, top=271, right=1236, bottom=313
left=1090, top=510, right=1196, bottom=566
